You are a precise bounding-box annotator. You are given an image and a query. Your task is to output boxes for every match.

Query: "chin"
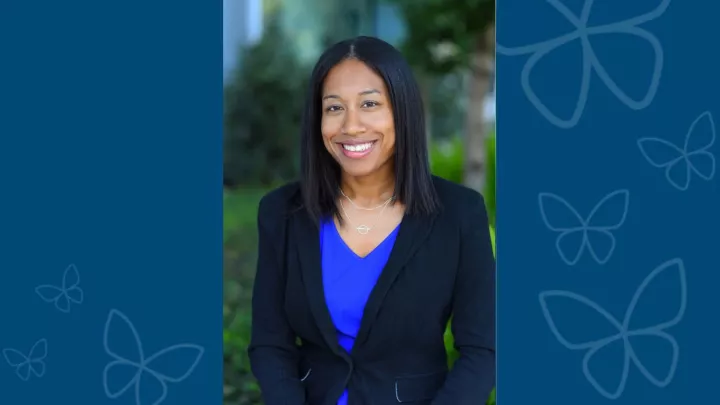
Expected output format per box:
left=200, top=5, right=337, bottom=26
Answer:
left=338, top=161, right=379, bottom=178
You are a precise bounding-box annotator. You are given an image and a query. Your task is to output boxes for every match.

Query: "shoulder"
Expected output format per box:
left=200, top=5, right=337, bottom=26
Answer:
left=430, top=176, right=488, bottom=232
left=257, top=181, right=302, bottom=227
left=431, top=175, right=486, bottom=212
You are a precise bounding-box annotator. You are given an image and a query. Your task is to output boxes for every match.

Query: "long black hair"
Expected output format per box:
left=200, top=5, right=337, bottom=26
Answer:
left=299, top=36, right=440, bottom=224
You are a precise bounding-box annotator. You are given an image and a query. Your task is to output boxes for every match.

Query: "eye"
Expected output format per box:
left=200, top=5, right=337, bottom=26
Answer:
left=362, top=101, right=380, bottom=108
left=325, top=105, right=343, bottom=112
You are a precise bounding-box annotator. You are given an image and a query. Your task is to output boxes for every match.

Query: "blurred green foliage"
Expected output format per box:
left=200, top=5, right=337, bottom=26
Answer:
left=223, top=190, right=264, bottom=405
left=430, top=136, right=465, bottom=185
left=223, top=13, right=309, bottom=187
left=431, top=132, right=496, bottom=226
left=388, top=0, right=495, bottom=75
left=485, top=134, right=496, bottom=227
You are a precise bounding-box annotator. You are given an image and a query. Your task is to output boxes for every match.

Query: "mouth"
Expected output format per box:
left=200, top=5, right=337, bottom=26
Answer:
left=338, top=140, right=378, bottom=159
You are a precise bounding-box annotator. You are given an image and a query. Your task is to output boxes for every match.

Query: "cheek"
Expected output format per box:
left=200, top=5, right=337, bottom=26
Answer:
left=381, top=120, right=396, bottom=151
left=382, top=133, right=396, bottom=156
left=321, top=116, right=342, bottom=140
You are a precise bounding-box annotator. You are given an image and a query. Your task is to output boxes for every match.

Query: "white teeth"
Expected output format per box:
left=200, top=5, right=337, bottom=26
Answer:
left=342, top=142, right=373, bottom=152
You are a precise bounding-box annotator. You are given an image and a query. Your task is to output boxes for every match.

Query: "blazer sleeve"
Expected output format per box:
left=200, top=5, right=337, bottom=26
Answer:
left=247, top=195, right=307, bottom=405
left=431, top=192, right=496, bottom=405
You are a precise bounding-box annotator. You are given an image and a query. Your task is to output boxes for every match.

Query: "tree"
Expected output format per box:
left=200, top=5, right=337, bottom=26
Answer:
left=389, top=0, right=495, bottom=193
left=223, top=12, right=309, bottom=187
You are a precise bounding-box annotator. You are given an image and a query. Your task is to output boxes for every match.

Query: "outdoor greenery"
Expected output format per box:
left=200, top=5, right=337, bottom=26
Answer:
left=389, top=0, right=496, bottom=194
left=223, top=14, right=308, bottom=187
left=387, top=0, right=495, bottom=75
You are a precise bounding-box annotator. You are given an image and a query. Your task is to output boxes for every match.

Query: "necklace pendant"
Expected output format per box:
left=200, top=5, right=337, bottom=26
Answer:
left=356, top=225, right=371, bottom=234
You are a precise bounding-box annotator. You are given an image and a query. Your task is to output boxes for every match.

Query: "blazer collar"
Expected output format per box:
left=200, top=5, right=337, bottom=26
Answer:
left=293, top=206, right=436, bottom=355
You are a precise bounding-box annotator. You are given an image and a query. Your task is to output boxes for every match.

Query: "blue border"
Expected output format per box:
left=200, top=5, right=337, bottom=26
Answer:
left=497, top=0, right=718, bottom=403
left=0, top=1, right=223, bottom=404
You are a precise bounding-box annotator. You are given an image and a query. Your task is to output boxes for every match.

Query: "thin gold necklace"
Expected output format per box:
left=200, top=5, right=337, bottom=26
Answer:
left=339, top=188, right=395, bottom=211
left=339, top=198, right=392, bottom=235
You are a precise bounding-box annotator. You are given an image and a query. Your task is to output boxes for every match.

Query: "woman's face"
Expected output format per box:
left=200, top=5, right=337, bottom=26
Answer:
left=321, top=58, right=396, bottom=179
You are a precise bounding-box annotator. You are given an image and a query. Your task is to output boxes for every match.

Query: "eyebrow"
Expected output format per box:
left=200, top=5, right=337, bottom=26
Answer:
left=322, top=89, right=381, bottom=101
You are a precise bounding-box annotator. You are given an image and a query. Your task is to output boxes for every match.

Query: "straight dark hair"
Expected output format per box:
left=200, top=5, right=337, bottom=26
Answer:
left=299, top=36, right=441, bottom=225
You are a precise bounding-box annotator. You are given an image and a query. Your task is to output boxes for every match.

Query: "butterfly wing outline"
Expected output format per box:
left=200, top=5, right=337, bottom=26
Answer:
left=62, top=264, right=84, bottom=305
left=496, top=0, right=589, bottom=129
left=103, top=309, right=145, bottom=402
left=3, top=348, right=31, bottom=381
left=583, top=190, right=630, bottom=265
left=520, top=33, right=591, bottom=129
left=539, top=290, right=628, bottom=398
left=27, top=338, right=47, bottom=378
left=133, top=368, right=169, bottom=405
left=103, top=309, right=204, bottom=405
left=538, top=193, right=587, bottom=265
left=684, top=111, right=716, bottom=181
left=35, top=264, right=84, bottom=313
left=539, top=191, right=628, bottom=265
left=639, top=111, right=715, bottom=190
left=497, top=0, right=671, bottom=128
left=144, top=344, right=205, bottom=383
left=2, top=338, right=47, bottom=381
left=35, top=284, right=64, bottom=305
left=622, top=258, right=686, bottom=388
left=637, top=137, right=688, bottom=190
left=586, top=25, right=663, bottom=111
left=540, top=258, right=687, bottom=399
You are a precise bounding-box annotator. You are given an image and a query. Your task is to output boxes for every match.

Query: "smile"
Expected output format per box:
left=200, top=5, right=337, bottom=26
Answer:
left=339, top=141, right=377, bottom=159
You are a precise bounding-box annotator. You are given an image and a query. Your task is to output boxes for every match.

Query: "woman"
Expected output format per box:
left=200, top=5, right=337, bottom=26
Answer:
left=248, top=36, right=496, bottom=405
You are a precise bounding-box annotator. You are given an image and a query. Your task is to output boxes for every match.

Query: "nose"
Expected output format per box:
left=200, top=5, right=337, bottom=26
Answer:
left=341, top=107, right=366, bottom=135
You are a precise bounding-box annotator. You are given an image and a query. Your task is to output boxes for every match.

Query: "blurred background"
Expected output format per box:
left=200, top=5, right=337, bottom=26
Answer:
left=222, top=0, right=496, bottom=403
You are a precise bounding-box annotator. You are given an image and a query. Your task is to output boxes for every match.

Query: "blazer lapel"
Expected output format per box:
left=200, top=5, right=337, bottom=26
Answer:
left=354, top=213, right=436, bottom=347
left=293, top=211, right=347, bottom=356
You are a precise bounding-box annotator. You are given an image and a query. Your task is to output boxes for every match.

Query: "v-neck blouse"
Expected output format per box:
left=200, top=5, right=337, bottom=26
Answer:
left=319, top=217, right=400, bottom=405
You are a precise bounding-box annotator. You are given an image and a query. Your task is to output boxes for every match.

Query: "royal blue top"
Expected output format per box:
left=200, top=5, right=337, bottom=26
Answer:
left=320, top=217, right=400, bottom=405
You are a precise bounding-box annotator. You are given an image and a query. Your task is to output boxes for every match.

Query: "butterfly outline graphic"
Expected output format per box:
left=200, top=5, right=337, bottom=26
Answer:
left=103, top=308, right=205, bottom=405
left=539, top=257, right=686, bottom=399
left=2, top=338, right=48, bottom=381
left=539, top=189, right=629, bottom=265
left=35, top=263, right=84, bottom=313
left=497, top=0, right=671, bottom=129
left=637, top=111, right=716, bottom=191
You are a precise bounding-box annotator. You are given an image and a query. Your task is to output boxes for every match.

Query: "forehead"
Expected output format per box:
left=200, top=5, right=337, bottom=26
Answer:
left=322, top=59, right=387, bottom=95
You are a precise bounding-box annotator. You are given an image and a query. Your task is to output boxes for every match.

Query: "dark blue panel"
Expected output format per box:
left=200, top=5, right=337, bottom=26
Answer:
left=497, top=0, right=716, bottom=403
left=0, top=1, right=223, bottom=404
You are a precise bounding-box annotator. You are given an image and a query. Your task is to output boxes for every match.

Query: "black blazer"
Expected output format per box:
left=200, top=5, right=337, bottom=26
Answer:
left=248, top=176, right=496, bottom=405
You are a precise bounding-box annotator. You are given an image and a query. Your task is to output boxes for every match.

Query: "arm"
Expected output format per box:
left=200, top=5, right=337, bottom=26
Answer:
left=247, top=196, right=307, bottom=405
left=432, top=193, right=496, bottom=405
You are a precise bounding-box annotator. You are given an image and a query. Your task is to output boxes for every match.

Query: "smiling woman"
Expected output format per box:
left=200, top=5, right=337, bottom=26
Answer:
left=247, top=36, right=496, bottom=405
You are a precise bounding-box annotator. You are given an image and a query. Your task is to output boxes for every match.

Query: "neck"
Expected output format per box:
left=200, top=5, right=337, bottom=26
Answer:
left=340, top=168, right=395, bottom=208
